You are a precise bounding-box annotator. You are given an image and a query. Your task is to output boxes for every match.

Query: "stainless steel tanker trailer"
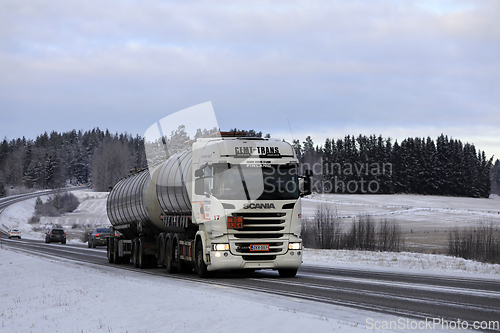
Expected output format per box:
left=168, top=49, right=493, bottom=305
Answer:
left=106, top=135, right=311, bottom=277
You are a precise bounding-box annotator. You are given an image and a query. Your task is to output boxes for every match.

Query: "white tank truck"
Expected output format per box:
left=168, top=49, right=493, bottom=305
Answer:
left=106, top=134, right=312, bottom=277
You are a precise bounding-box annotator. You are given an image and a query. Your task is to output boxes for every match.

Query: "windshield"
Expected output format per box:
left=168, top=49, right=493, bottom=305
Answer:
left=213, top=164, right=299, bottom=200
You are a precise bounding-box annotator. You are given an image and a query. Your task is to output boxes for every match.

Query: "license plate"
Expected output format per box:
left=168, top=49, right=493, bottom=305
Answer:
left=250, top=244, right=269, bottom=252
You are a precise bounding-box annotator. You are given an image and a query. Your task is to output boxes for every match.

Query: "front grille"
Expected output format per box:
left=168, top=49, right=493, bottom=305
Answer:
left=234, top=233, right=283, bottom=239
left=230, top=212, right=287, bottom=239
left=229, top=211, right=289, bottom=255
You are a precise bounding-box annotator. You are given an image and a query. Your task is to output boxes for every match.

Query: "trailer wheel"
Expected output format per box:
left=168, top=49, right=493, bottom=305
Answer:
left=138, top=240, right=146, bottom=269
left=138, top=239, right=154, bottom=269
left=113, top=239, right=121, bottom=264
left=195, top=239, right=209, bottom=278
left=165, top=237, right=175, bottom=273
left=158, top=235, right=164, bottom=267
left=278, top=268, right=297, bottom=278
left=107, top=238, right=114, bottom=264
left=132, top=240, right=139, bottom=268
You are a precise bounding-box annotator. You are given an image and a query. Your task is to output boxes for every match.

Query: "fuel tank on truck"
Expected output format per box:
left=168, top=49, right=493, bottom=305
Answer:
left=106, top=150, right=193, bottom=238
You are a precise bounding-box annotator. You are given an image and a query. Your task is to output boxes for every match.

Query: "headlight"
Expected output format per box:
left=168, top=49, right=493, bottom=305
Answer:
left=288, top=243, right=302, bottom=250
left=211, top=244, right=230, bottom=251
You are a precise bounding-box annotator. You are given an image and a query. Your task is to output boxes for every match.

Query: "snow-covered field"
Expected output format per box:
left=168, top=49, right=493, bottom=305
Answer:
left=1, top=190, right=500, bottom=332
left=303, top=193, right=500, bottom=253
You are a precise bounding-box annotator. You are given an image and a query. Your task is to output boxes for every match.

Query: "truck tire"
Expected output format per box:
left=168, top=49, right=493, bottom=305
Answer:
left=195, top=239, right=210, bottom=278
left=278, top=268, right=297, bottom=278
left=132, top=240, right=139, bottom=268
left=107, top=238, right=114, bottom=264
left=165, top=237, right=175, bottom=273
left=138, top=239, right=148, bottom=269
left=113, top=239, right=121, bottom=264
left=158, top=234, right=165, bottom=267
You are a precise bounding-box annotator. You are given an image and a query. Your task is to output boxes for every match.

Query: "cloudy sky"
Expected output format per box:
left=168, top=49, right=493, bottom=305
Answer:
left=1, top=0, right=499, bottom=159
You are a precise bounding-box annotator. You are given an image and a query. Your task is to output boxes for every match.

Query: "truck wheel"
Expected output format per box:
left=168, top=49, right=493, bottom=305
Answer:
left=278, top=268, right=298, bottom=278
left=165, top=238, right=175, bottom=273
left=158, top=235, right=165, bottom=267
left=195, top=239, right=210, bottom=278
left=107, top=238, right=114, bottom=264
left=138, top=240, right=147, bottom=269
left=132, top=240, right=139, bottom=268
left=113, top=239, right=121, bottom=264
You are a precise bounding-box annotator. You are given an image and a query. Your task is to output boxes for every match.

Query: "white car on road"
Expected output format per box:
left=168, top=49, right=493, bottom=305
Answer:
left=8, top=229, right=21, bottom=239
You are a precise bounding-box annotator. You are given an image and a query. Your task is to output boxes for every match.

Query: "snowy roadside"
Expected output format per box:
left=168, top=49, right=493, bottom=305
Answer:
left=303, top=249, right=500, bottom=280
left=1, top=248, right=406, bottom=333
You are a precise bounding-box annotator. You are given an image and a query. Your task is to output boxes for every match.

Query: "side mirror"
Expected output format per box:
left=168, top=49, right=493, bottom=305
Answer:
left=195, top=168, right=204, bottom=178
left=301, top=169, right=313, bottom=197
left=195, top=163, right=208, bottom=178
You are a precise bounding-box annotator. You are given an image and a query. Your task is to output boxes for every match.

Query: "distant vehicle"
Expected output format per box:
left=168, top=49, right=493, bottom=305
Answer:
left=45, top=228, right=66, bottom=244
left=88, top=227, right=114, bottom=248
left=8, top=229, right=21, bottom=239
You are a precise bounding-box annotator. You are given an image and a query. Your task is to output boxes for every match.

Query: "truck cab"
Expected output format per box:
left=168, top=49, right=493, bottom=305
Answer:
left=191, top=137, right=303, bottom=277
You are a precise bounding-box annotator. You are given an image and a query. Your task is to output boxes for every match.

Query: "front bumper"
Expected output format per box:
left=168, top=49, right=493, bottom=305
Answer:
left=92, top=239, right=107, bottom=246
left=207, top=248, right=302, bottom=271
left=47, top=236, right=66, bottom=242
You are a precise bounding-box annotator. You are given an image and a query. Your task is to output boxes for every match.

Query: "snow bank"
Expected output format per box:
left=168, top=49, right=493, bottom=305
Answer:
left=304, top=249, right=500, bottom=278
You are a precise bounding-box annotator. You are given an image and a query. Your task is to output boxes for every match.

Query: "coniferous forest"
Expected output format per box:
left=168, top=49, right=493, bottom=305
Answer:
left=0, top=129, right=498, bottom=198
left=0, top=129, right=147, bottom=195
left=294, top=134, right=497, bottom=198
